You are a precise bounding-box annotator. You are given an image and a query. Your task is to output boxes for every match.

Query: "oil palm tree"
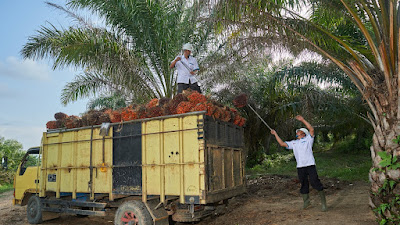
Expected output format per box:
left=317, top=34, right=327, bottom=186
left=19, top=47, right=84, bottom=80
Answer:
left=212, top=0, right=400, bottom=222
left=22, top=0, right=213, bottom=105
left=215, top=59, right=369, bottom=167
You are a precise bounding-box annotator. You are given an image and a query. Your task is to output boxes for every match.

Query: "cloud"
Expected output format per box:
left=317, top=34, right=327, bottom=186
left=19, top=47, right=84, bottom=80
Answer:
left=0, top=56, right=51, bottom=81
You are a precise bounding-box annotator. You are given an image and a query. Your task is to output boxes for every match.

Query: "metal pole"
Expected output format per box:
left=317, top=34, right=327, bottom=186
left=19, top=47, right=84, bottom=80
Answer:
left=247, top=104, right=272, bottom=131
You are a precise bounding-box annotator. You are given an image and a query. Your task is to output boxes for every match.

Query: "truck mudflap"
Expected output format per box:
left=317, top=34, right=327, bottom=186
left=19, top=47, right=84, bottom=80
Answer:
left=41, top=199, right=107, bottom=216
left=172, top=206, right=214, bottom=223
left=143, top=198, right=169, bottom=225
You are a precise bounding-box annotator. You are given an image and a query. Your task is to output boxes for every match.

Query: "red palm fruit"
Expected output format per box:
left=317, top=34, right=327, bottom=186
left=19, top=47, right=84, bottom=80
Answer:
left=239, top=117, right=247, bottom=127
left=169, top=94, right=188, bottom=114
left=188, top=92, right=207, bottom=105
left=230, top=108, right=238, bottom=113
left=146, top=98, right=159, bottom=108
left=135, top=105, right=147, bottom=119
left=213, top=107, right=224, bottom=119
left=176, top=101, right=194, bottom=114
left=191, top=103, right=207, bottom=112
left=233, top=93, right=248, bottom=108
left=147, top=106, right=163, bottom=117
left=233, top=115, right=241, bottom=126
left=54, top=112, right=68, bottom=120
left=121, top=107, right=135, bottom=121
left=110, top=110, right=122, bottom=123
left=222, top=110, right=232, bottom=122
left=205, top=103, right=216, bottom=116
left=65, top=115, right=81, bottom=129
left=46, top=121, right=57, bottom=129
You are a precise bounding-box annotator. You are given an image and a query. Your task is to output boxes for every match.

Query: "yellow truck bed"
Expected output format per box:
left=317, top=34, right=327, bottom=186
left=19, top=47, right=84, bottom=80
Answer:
left=39, top=111, right=245, bottom=205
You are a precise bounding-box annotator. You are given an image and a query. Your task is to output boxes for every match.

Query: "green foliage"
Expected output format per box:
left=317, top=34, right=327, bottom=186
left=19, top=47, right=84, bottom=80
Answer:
left=248, top=150, right=371, bottom=182
left=22, top=0, right=216, bottom=104
left=377, top=152, right=400, bottom=171
left=215, top=60, right=371, bottom=165
left=392, top=135, right=400, bottom=145
left=87, top=92, right=127, bottom=110
left=373, top=194, right=400, bottom=225
left=0, top=183, right=13, bottom=194
left=0, top=137, right=25, bottom=172
left=329, top=133, right=373, bottom=154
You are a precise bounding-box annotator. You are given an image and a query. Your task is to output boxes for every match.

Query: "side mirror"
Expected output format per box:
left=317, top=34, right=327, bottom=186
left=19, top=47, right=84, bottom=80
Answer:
left=1, top=156, right=8, bottom=170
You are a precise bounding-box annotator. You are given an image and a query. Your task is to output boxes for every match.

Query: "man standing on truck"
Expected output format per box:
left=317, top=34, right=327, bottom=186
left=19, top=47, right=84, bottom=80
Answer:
left=170, top=43, right=201, bottom=94
left=270, top=115, right=327, bottom=212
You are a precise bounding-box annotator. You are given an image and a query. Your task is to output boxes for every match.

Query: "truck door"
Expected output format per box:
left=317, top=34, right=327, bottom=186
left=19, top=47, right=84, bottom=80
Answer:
left=14, top=147, right=40, bottom=205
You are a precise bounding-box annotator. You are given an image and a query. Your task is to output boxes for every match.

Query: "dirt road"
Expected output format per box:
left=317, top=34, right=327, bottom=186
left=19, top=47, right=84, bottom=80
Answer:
left=0, top=175, right=376, bottom=225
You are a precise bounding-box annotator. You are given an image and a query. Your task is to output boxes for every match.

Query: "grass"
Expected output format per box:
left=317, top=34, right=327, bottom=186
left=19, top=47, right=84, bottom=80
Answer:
left=247, top=150, right=372, bottom=182
left=0, top=183, right=13, bottom=194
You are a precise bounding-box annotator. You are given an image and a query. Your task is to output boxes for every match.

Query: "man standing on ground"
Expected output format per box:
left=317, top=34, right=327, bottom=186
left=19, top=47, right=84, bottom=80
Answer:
left=170, top=43, right=201, bottom=94
left=270, top=115, right=327, bottom=212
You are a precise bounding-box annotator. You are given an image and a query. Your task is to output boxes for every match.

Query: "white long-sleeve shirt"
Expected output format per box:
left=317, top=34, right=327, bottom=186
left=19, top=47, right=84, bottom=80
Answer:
left=172, top=55, right=200, bottom=84
left=285, top=135, right=316, bottom=168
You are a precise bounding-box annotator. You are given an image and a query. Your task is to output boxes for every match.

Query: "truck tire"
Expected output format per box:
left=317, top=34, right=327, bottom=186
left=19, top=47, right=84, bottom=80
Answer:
left=114, top=200, right=152, bottom=225
left=27, top=196, right=43, bottom=224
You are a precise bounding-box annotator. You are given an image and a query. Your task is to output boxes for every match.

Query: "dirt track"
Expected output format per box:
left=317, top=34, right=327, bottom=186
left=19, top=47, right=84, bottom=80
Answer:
left=0, top=175, right=376, bottom=225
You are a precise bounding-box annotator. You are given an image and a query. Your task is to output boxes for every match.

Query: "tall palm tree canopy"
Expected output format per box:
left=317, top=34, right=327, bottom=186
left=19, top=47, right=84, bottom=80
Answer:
left=211, top=0, right=400, bottom=222
left=22, top=0, right=212, bottom=105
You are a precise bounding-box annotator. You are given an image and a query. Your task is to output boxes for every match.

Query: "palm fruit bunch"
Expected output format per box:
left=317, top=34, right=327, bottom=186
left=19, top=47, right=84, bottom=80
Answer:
left=147, top=106, right=163, bottom=117
left=98, top=112, right=111, bottom=124
left=109, top=109, right=122, bottom=123
left=54, top=112, right=68, bottom=120
left=176, top=101, right=194, bottom=114
left=64, top=115, right=82, bottom=129
left=168, top=93, right=187, bottom=114
left=191, top=103, right=207, bottom=112
left=46, top=121, right=58, bottom=129
left=187, top=92, right=207, bottom=105
left=46, top=90, right=248, bottom=130
left=146, top=98, right=159, bottom=108
left=233, top=93, right=248, bottom=108
left=121, top=106, right=137, bottom=121
left=136, top=105, right=148, bottom=119
left=81, top=110, right=104, bottom=126
left=158, top=97, right=170, bottom=107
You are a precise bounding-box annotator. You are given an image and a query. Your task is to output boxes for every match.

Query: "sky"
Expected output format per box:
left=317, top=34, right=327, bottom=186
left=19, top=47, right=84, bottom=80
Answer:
left=0, top=1, right=320, bottom=150
left=0, top=1, right=88, bottom=149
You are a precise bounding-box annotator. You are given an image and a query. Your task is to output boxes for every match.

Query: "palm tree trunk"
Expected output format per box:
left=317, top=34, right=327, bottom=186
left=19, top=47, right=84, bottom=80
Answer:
left=369, top=115, right=400, bottom=222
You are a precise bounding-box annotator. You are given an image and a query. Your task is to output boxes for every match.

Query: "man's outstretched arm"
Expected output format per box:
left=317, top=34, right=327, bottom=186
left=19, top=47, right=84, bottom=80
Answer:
left=296, top=115, right=314, bottom=136
left=271, top=129, right=288, bottom=148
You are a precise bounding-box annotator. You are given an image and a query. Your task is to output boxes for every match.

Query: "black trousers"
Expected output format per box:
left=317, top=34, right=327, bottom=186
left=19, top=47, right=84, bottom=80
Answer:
left=177, top=82, right=201, bottom=94
left=297, top=165, right=324, bottom=194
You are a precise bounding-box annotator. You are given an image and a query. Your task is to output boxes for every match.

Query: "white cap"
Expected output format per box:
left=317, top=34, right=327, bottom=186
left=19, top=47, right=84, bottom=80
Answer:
left=182, top=43, right=194, bottom=52
left=296, top=128, right=310, bottom=136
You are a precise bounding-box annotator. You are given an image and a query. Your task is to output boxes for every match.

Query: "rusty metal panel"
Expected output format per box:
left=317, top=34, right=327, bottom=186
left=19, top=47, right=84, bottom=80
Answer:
left=224, top=149, right=233, bottom=188
left=112, top=122, right=142, bottom=194
left=233, top=150, right=242, bottom=186
left=209, top=147, right=223, bottom=191
left=204, top=116, right=245, bottom=202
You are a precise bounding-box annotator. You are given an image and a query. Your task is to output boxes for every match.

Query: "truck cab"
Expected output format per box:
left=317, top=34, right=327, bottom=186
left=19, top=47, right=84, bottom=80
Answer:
left=13, top=147, right=40, bottom=206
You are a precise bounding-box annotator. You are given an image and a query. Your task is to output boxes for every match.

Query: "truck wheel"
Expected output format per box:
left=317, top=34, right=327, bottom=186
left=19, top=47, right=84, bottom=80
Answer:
left=27, top=196, right=43, bottom=224
left=114, top=200, right=152, bottom=225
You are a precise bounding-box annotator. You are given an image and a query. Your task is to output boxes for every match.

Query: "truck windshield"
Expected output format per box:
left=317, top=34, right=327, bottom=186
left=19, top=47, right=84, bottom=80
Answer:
left=19, top=148, right=40, bottom=175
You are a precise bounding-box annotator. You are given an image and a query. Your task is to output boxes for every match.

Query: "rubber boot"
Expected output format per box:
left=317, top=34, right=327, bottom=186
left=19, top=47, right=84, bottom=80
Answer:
left=318, top=190, right=327, bottom=212
left=302, top=194, right=311, bottom=209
